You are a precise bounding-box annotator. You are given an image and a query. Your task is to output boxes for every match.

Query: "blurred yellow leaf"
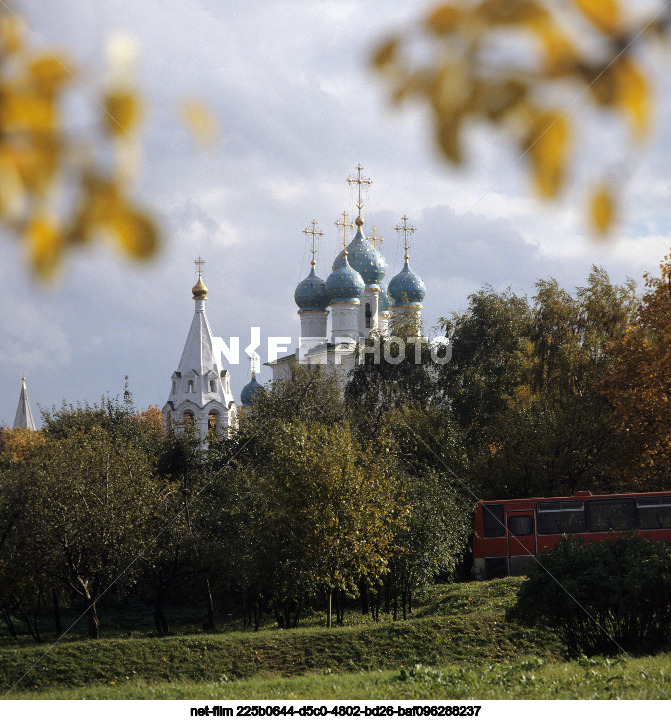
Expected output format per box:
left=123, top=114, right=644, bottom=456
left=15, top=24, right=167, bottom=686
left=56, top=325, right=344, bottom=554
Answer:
left=426, top=5, right=463, bottom=33
left=0, top=151, right=26, bottom=221
left=590, top=183, right=615, bottom=234
left=109, top=207, right=158, bottom=259
left=1, top=91, right=56, bottom=133
left=28, top=136, right=59, bottom=192
left=0, top=14, right=23, bottom=55
left=103, top=90, right=141, bottom=136
left=477, top=0, right=548, bottom=26
left=588, top=65, right=617, bottom=107
left=614, top=58, right=650, bottom=137
left=26, top=217, right=61, bottom=278
left=573, top=0, right=620, bottom=35
left=371, top=37, right=400, bottom=70
left=29, top=55, right=71, bottom=95
left=470, top=78, right=527, bottom=120
left=436, top=113, right=463, bottom=164
left=431, top=61, right=472, bottom=115
left=527, top=110, right=569, bottom=198
left=179, top=99, right=218, bottom=147
left=532, top=18, right=578, bottom=77
left=71, top=175, right=120, bottom=244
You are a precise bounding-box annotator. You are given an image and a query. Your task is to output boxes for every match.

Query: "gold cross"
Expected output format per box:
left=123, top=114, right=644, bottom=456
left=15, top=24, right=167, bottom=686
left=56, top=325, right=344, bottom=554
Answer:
left=395, top=215, right=416, bottom=259
left=347, top=163, right=372, bottom=213
left=194, top=256, right=206, bottom=276
left=335, top=210, right=354, bottom=251
left=367, top=226, right=383, bottom=249
left=303, top=220, right=323, bottom=267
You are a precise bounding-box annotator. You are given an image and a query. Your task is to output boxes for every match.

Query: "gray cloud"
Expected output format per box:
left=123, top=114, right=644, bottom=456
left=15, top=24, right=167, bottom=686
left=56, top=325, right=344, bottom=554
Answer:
left=2, top=1, right=670, bottom=425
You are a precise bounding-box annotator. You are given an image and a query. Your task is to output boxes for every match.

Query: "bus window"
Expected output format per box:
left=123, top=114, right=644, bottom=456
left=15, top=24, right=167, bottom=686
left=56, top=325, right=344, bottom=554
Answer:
left=508, top=515, right=533, bottom=536
left=586, top=499, right=635, bottom=532
left=537, top=501, right=585, bottom=534
left=637, top=496, right=671, bottom=529
left=483, top=504, right=505, bottom=538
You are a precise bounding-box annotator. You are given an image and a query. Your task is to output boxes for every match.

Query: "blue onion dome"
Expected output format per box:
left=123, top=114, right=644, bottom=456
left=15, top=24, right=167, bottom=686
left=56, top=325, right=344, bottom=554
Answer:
left=332, top=251, right=347, bottom=271
left=344, top=216, right=387, bottom=289
left=325, top=251, right=365, bottom=303
left=241, top=372, right=262, bottom=406
left=294, top=264, right=328, bottom=311
left=388, top=258, right=426, bottom=306
left=378, top=283, right=392, bottom=313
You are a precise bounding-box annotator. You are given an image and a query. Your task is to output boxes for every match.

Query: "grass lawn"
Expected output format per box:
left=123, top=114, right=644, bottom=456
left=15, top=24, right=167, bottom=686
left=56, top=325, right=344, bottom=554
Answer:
left=1, top=578, right=668, bottom=700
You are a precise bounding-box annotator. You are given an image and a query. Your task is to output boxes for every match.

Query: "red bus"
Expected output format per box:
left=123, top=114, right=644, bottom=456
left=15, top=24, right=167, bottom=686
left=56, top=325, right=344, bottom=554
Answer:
left=472, top=490, right=671, bottom=580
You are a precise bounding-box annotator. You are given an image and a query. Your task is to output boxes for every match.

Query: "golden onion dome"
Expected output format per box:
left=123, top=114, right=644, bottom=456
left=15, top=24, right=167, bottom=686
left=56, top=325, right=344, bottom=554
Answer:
left=192, top=274, right=208, bottom=300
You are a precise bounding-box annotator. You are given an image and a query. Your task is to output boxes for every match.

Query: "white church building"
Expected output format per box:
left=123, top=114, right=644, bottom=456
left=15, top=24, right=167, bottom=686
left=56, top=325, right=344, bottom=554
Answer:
left=162, top=165, right=427, bottom=438
left=10, top=167, right=427, bottom=439
left=161, top=262, right=238, bottom=437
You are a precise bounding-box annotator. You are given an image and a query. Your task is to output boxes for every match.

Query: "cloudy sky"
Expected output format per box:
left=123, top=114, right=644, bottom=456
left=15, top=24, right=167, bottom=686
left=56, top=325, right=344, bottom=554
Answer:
left=1, top=0, right=671, bottom=427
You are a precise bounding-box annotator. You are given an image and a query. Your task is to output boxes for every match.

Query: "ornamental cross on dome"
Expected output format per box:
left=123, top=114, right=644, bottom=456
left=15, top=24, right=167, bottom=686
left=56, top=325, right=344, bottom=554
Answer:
left=335, top=211, right=354, bottom=252
left=395, top=215, right=416, bottom=260
left=347, top=163, right=372, bottom=213
left=367, top=226, right=383, bottom=249
left=194, top=256, right=206, bottom=277
left=247, top=352, right=258, bottom=377
left=303, top=220, right=323, bottom=268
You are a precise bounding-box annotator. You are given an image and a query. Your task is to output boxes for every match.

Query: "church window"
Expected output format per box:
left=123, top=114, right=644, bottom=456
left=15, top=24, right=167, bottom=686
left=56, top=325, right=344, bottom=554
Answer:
left=183, top=410, right=194, bottom=427
left=172, top=381, right=176, bottom=394
left=210, top=380, right=216, bottom=392
left=187, top=380, right=194, bottom=392
left=208, top=410, right=219, bottom=434
left=365, top=302, right=372, bottom=329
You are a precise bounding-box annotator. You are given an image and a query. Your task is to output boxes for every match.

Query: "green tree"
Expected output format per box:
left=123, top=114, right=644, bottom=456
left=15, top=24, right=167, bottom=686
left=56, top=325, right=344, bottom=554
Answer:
left=221, top=420, right=403, bottom=629
left=440, top=270, right=637, bottom=499
left=388, top=469, right=470, bottom=620
left=438, top=286, right=533, bottom=439
left=21, top=426, right=166, bottom=638
left=508, top=535, right=671, bottom=655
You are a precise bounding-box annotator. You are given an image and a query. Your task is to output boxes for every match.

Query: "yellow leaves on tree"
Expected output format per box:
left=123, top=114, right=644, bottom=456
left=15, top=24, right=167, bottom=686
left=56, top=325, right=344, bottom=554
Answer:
left=0, top=8, right=158, bottom=279
left=372, top=0, right=659, bottom=234
left=573, top=0, right=620, bottom=35
left=0, top=425, right=44, bottom=463
left=103, top=89, right=142, bottom=136
left=26, top=217, right=62, bottom=278
left=614, top=59, right=650, bottom=138
left=180, top=99, right=219, bottom=147
left=526, top=111, right=569, bottom=199
left=590, top=183, right=615, bottom=235
left=598, top=262, right=671, bottom=488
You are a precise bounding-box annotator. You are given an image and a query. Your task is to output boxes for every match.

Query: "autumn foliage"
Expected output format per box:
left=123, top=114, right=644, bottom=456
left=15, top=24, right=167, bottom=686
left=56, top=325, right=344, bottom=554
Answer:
left=599, top=261, right=671, bottom=489
left=372, top=0, right=661, bottom=233
left=0, top=7, right=157, bottom=278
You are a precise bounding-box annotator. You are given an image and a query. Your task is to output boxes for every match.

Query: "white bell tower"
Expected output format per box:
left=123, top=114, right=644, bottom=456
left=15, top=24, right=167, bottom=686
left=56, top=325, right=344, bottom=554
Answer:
left=162, top=257, right=237, bottom=441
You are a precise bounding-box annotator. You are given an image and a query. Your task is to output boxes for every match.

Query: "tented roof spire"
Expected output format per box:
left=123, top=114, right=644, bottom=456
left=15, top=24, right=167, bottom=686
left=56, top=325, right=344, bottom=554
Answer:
left=14, top=377, right=36, bottom=431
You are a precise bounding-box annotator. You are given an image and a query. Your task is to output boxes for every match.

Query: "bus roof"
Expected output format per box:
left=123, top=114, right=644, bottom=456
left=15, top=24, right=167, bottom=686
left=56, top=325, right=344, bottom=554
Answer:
left=477, top=490, right=671, bottom=506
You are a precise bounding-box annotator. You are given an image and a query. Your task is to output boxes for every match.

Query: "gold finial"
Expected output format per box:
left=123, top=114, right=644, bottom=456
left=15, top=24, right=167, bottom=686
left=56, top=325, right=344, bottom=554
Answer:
left=335, top=210, right=353, bottom=254
left=347, top=163, right=372, bottom=216
left=303, top=220, right=323, bottom=268
left=367, top=226, right=383, bottom=249
left=395, top=215, right=416, bottom=261
left=192, top=256, right=208, bottom=299
left=22, top=376, right=26, bottom=389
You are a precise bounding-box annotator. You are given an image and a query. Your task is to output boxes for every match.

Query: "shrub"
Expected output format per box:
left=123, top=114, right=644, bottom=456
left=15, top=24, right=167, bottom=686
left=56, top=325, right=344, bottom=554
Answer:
left=507, top=534, right=671, bottom=655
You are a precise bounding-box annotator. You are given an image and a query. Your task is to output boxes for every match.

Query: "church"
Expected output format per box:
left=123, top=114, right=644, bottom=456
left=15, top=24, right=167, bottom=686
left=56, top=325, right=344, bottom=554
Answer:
left=162, top=164, right=427, bottom=438
left=10, top=166, right=427, bottom=438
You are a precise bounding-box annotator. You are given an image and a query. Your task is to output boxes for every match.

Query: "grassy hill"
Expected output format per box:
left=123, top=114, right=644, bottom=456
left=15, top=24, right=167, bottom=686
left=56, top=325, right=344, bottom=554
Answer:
left=2, top=578, right=669, bottom=699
